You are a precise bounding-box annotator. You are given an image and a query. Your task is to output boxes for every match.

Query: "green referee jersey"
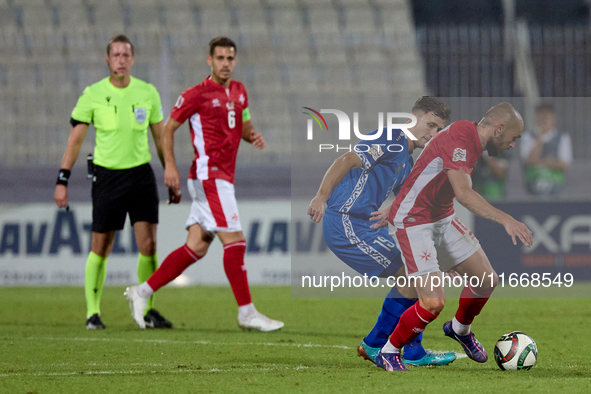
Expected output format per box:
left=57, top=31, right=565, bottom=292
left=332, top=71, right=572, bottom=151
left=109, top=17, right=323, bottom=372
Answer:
left=71, top=76, right=164, bottom=169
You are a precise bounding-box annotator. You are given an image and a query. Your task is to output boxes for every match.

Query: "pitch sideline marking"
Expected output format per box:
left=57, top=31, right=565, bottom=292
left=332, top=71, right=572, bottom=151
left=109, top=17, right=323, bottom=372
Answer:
left=20, top=336, right=466, bottom=357
left=21, top=336, right=353, bottom=349
left=0, top=364, right=323, bottom=378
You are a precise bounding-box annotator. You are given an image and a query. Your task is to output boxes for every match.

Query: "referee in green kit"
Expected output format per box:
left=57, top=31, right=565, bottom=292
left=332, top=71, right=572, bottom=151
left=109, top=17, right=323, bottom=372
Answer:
left=54, top=35, right=179, bottom=330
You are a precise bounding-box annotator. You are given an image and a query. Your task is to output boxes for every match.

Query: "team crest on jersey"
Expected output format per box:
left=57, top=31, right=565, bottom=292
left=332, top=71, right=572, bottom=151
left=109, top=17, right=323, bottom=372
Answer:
left=174, top=95, right=184, bottom=109
left=226, top=101, right=234, bottom=110
left=452, top=147, right=467, bottom=162
left=212, top=98, right=221, bottom=107
left=134, top=107, right=146, bottom=124
left=239, top=94, right=245, bottom=105
left=368, top=144, right=383, bottom=161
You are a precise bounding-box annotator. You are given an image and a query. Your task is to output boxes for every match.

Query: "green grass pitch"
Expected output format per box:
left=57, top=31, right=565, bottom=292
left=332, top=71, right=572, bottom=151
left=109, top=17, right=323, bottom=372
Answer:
left=0, top=286, right=589, bottom=393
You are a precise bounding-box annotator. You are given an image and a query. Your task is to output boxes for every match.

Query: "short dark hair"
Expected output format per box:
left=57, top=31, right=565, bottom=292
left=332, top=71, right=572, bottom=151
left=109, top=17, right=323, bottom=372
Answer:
left=412, top=96, right=451, bottom=121
left=209, top=36, right=237, bottom=56
left=535, top=102, right=555, bottom=114
left=107, top=34, right=134, bottom=56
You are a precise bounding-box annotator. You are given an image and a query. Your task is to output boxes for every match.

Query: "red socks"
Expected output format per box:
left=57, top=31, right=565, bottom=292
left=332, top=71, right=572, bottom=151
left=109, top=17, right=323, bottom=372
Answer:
left=147, top=244, right=200, bottom=292
left=145, top=240, right=251, bottom=306
left=387, top=285, right=493, bottom=349
left=223, top=241, right=252, bottom=306
left=390, top=303, right=438, bottom=349
left=455, top=285, right=493, bottom=325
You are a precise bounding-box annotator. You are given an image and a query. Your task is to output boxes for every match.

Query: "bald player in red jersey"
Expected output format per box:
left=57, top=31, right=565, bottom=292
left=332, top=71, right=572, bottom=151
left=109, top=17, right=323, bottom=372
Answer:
left=375, top=103, right=533, bottom=372
left=125, top=37, right=283, bottom=332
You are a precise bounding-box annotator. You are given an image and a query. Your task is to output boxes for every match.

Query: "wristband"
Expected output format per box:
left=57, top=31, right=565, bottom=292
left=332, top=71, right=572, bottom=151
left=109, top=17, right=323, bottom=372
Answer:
left=56, top=169, right=71, bottom=186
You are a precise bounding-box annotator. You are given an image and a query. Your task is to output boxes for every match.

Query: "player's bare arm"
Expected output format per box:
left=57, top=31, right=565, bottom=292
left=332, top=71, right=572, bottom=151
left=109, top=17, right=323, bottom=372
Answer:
left=241, top=120, right=265, bottom=149
left=308, top=152, right=363, bottom=223
left=447, top=168, right=533, bottom=247
left=151, top=120, right=180, bottom=204
left=149, top=121, right=165, bottom=168
left=54, top=123, right=89, bottom=208
left=162, top=117, right=183, bottom=202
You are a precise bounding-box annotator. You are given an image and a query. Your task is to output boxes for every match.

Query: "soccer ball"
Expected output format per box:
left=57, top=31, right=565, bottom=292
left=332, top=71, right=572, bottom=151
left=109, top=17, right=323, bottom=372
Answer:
left=493, top=331, right=538, bottom=370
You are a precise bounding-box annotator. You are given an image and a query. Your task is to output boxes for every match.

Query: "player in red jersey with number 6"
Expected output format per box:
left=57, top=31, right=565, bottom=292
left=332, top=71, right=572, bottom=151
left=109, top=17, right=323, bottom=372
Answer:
left=375, top=103, right=533, bottom=371
left=125, top=37, right=283, bottom=332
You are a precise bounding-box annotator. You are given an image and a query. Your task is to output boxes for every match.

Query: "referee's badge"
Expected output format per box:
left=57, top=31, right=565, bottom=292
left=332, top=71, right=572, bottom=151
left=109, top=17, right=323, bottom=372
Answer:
left=134, top=107, right=146, bottom=124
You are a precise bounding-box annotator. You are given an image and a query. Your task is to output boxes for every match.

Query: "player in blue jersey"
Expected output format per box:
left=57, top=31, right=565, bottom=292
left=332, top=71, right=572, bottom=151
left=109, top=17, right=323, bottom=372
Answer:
left=308, top=97, right=456, bottom=367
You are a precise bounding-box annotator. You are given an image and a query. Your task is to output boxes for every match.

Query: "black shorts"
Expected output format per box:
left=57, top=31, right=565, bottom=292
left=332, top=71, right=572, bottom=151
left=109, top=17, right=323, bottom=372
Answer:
left=91, top=163, right=159, bottom=233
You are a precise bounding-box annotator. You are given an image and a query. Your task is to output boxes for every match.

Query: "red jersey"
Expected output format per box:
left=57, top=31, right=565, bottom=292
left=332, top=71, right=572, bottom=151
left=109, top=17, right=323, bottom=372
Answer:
left=388, top=120, right=483, bottom=228
left=170, top=77, right=249, bottom=184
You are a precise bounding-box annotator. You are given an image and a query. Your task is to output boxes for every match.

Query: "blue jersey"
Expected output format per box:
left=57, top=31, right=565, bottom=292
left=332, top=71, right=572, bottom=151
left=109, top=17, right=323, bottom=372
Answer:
left=326, top=128, right=412, bottom=220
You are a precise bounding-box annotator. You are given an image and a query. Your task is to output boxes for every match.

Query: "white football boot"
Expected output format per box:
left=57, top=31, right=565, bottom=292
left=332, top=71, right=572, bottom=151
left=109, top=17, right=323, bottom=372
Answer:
left=238, top=311, right=284, bottom=332
left=124, top=286, right=147, bottom=329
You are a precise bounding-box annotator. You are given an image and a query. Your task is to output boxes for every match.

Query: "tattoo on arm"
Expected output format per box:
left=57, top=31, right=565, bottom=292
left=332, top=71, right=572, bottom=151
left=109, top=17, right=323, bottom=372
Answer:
left=463, top=199, right=503, bottom=225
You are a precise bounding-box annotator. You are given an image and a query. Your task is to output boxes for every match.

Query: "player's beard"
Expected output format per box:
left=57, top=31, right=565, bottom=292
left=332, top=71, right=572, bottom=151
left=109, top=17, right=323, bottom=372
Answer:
left=486, top=137, right=501, bottom=157
left=215, top=69, right=231, bottom=83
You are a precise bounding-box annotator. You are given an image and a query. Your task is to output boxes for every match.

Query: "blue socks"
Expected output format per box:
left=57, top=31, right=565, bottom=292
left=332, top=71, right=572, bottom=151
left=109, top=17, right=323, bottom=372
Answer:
left=363, top=287, right=427, bottom=360
left=402, top=332, right=427, bottom=360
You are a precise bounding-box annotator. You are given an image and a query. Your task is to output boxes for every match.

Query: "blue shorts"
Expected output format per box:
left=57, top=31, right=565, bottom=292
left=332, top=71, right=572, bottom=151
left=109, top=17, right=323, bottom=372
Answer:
left=322, top=209, right=403, bottom=278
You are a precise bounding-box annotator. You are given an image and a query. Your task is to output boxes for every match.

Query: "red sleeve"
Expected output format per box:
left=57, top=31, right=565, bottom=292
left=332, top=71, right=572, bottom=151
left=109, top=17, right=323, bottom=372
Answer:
left=169, top=88, right=200, bottom=124
left=441, top=131, right=475, bottom=175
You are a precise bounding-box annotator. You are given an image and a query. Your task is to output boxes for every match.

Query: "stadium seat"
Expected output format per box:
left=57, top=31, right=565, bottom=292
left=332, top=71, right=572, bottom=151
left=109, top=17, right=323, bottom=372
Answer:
left=356, top=66, right=390, bottom=96
left=199, top=8, right=236, bottom=37
left=162, top=5, right=196, bottom=33
left=308, top=9, right=340, bottom=34
left=90, top=2, right=125, bottom=33
left=0, top=3, right=18, bottom=29
left=275, top=48, right=312, bottom=66
left=372, top=0, right=409, bottom=8
left=251, top=65, right=283, bottom=95
left=319, top=65, right=355, bottom=94
left=235, top=8, right=268, bottom=35
left=265, top=0, right=298, bottom=7
left=342, top=6, right=376, bottom=34
left=313, top=38, right=349, bottom=65
left=336, top=0, right=372, bottom=6
left=269, top=8, right=304, bottom=34
left=21, top=4, right=53, bottom=30
left=299, top=0, right=334, bottom=7
left=284, top=65, right=320, bottom=95
left=125, top=4, right=161, bottom=32
left=351, top=44, right=388, bottom=66
left=225, top=0, right=262, bottom=7
left=9, top=0, right=46, bottom=5
left=56, top=3, right=88, bottom=31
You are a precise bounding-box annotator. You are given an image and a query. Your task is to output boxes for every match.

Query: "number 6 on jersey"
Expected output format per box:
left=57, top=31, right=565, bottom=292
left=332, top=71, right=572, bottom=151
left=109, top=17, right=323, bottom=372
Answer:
left=228, top=110, right=235, bottom=128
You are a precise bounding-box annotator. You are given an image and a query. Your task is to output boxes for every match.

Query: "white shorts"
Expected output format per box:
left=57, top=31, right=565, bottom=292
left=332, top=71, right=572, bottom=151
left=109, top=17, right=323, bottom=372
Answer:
left=390, top=215, right=481, bottom=277
left=186, top=178, right=242, bottom=233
